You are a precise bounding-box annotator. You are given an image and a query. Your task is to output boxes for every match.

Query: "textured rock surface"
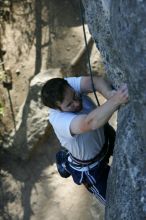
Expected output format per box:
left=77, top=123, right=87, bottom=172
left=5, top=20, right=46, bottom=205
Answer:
left=2, top=69, right=62, bottom=159
left=82, top=0, right=146, bottom=219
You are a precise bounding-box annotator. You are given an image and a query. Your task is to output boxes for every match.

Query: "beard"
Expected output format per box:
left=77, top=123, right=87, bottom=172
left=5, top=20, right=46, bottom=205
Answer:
left=72, top=99, right=83, bottom=113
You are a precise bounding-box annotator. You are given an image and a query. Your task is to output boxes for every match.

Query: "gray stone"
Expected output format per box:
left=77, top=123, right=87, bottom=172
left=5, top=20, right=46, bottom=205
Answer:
left=3, top=69, right=62, bottom=160
left=82, top=0, right=146, bottom=219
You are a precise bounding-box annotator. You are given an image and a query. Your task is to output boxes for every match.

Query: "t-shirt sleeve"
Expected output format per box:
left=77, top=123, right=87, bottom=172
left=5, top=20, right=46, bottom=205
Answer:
left=65, top=76, right=82, bottom=93
left=49, top=111, right=76, bottom=139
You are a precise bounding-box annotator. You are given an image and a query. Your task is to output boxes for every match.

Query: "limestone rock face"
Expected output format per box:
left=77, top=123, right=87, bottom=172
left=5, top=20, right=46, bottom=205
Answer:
left=82, top=0, right=146, bottom=219
left=3, top=69, right=62, bottom=160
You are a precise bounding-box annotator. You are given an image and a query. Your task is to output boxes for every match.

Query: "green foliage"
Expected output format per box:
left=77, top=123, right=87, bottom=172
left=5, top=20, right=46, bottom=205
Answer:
left=0, top=70, right=5, bottom=82
left=0, top=101, right=4, bottom=117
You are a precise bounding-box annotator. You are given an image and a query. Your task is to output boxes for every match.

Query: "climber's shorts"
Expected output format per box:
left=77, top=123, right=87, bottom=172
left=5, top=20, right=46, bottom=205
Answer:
left=66, top=157, right=110, bottom=205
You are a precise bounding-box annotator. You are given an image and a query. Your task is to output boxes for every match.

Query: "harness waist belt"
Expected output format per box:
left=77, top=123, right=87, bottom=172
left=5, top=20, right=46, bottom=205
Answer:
left=70, top=142, right=108, bottom=166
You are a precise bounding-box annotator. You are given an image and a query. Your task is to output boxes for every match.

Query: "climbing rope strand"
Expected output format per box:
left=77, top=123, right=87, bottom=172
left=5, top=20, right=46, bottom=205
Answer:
left=79, top=0, right=100, bottom=106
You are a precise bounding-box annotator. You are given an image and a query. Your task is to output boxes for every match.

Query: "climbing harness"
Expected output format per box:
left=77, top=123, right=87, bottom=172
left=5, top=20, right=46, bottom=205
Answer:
left=56, top=147, right=71, bottom=178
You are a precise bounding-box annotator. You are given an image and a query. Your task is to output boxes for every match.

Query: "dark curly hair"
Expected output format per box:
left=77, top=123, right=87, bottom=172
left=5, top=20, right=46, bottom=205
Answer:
left=41, top=78, right=70, bottom=109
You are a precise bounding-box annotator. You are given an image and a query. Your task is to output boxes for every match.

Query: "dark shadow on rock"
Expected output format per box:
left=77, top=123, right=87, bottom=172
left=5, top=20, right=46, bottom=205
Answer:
left=34, top=0, right=42, bottom=75
left=0, top=128, right=60, bottom=220
left=9, top=86, right=35, bottom=159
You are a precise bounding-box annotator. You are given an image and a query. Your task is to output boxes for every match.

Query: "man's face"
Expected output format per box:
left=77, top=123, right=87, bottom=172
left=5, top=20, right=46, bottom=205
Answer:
left=59, top=86, right=82, bottom=112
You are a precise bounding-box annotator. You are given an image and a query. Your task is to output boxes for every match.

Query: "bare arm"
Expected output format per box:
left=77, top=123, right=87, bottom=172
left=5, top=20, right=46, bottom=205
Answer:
left=80, top=76, right=115, bottom=99
left=70, top=84, right=129, bottom=135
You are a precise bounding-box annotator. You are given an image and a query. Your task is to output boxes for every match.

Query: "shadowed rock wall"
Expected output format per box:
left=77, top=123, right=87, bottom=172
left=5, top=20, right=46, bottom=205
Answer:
left=2, top=69, right=62, bottom=159
left=82, top=0, right=146, bottom=219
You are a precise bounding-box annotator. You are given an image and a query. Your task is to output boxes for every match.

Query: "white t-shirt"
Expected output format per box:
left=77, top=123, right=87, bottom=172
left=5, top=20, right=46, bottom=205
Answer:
left=49, top=77, right=105, bottom=160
